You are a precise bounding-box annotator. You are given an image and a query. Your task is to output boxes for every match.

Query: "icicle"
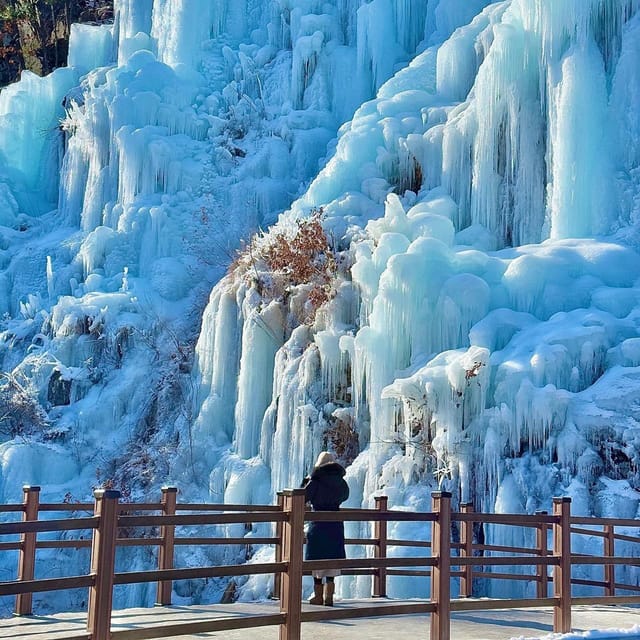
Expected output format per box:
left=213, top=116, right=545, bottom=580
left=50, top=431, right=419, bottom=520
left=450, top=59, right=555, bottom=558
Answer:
left=234, top=300, right=285, bottom=459
left=46, top=256, right=55, bottom=301
left=68, top=23, right=115, bottom=73
left=151, top=0, right=218, bottom=68
left=0, top=69, right=77, bottom=202
left=356, top=0, right=402, bottom=94
left=113, top=0, right=153, bottom=65
left=549, top=42, right=612, bottom=238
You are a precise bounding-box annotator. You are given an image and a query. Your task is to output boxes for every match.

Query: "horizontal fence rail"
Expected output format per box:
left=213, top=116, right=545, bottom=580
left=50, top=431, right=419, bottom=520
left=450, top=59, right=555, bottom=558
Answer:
left=0, top=487, right=639, bottom=640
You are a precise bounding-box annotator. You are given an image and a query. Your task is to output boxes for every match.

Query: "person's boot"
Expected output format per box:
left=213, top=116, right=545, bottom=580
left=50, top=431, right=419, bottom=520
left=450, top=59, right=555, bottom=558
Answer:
left=308, top=582, right=323, bottom=605
left=323, top=581, right=335, bottom=606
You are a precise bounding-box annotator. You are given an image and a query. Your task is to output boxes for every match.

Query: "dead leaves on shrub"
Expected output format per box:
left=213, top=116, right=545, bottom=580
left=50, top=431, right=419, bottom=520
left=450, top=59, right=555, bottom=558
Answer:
left=233, top=209, right=338, bottom=323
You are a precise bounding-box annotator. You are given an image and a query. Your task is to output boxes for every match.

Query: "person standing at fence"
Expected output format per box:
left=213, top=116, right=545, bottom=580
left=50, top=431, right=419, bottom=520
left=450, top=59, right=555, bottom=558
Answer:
left=303, top=451, right=350, bottom=606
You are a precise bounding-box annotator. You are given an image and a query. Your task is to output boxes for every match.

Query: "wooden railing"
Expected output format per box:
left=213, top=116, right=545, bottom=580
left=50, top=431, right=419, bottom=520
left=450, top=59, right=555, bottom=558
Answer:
left=1, top=487, right=639, bottom=640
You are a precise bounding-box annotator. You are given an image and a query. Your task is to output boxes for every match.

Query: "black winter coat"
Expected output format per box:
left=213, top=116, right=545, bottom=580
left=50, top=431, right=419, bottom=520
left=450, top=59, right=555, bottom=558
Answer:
left=304, top=462, right=349, bottom=561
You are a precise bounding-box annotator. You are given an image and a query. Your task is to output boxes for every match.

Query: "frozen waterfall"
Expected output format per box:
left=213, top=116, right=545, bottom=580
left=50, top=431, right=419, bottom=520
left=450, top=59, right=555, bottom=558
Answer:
left=193, top=0, right=640, bottom=599
left=1, top=0, right=640, bottom=610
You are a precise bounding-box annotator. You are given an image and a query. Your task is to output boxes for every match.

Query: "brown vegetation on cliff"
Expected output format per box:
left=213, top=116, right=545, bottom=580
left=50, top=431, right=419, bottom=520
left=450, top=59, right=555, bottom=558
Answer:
left=0, top=0, right=113, bottom=86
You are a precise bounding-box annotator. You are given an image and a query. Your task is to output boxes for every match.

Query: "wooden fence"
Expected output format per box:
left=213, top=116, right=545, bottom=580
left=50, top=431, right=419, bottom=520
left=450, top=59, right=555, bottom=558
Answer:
left=0, top=486, right=639, bottom=640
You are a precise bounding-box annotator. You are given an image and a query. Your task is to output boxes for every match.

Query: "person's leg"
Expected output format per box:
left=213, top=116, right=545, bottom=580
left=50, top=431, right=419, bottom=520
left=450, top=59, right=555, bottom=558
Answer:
left=323, top=576, right=335, bottom=606
left=309, top=576, right=323, bottom=605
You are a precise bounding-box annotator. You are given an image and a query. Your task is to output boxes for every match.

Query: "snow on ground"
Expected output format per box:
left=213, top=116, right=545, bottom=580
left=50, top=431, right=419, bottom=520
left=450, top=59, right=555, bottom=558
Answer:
left=518, top=625, right=640, bottom=640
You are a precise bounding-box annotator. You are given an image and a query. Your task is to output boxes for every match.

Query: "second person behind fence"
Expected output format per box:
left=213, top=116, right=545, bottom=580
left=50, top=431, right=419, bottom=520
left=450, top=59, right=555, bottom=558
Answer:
left=303, top=451, right=350, bottom=606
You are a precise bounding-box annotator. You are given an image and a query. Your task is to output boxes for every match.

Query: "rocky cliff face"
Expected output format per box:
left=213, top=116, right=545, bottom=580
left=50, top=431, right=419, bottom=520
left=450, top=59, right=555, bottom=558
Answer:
left=0, top=19, right=23, bottom=86
left=0, top=1, right=113, bottom=86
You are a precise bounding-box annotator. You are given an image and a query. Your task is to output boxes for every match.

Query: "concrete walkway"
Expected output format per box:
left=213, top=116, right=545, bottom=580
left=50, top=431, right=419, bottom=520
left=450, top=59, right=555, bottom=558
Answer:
left=1, top=600, right=639, bottom=639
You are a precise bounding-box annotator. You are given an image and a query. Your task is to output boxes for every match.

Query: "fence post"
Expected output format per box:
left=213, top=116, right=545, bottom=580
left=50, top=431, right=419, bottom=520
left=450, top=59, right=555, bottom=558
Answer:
left=552, top=497, right=571, bottom=634
left=604, top=524, right=615, bottom=597
left=279, top=489, right=305, bottom=640
left=373, top=496, right=388, bottom=598
left=15, top=485, right=40, bottom=616
left=272, top=492, right=285, bottom=600
left=87, top=489, right=120, bottom=640
left=459, top=502, right=473, bottom=598
left=156, top=486, right=177, bottom=606
left=430, top=491, right=451, bottom=640
left=535, top=510, right=548, bottom=599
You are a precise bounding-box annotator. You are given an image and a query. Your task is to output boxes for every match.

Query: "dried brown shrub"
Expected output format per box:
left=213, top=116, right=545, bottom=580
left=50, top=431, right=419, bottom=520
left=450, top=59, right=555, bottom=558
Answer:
left=262, top=210, right=334, bottom=281
left=233, top=208, right=338, bottom=322
left=325, top=415, right=359, bottom=466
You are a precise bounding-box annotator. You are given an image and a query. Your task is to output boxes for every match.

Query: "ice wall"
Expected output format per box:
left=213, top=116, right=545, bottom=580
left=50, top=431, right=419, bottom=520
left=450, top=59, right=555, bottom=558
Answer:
left=2, top=0, right=640, bottom=610
left=0, top=69, right=77, bottom=209
left=0, top=0, right=491, bottom=612
left=192, top=0, right=640, bottom=600
left=68, top=23, right=115, bottom=73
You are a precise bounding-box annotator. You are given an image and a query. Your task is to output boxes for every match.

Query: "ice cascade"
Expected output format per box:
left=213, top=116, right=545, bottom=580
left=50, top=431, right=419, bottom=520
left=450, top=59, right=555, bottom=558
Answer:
left=1, top=0, right=640, bottom=610
left=193, top=0, right=640, bottom=599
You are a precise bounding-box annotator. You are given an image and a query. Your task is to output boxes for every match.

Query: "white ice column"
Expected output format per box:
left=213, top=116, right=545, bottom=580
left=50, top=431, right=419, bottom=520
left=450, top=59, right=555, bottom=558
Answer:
left=337, top=0, right=362, bottom=45
left=393, top=0, right=429, bottom=54
left=193, top=286, right=242, bottom=443
left=151, top=0, right=221, bottom=67
left=234, top=299, right=284, bottom=460
left=354, top=236, right=456, bottom=449
left=79, top=99, right=113, bottom=231
left=291, top=31, right=324, bottom=108
left=441, top=107, right=475, bottom=232
left=609, top=13, right=640, bottom=178
left=549, top=42, right=612, bottom=239
left=68, top=23, right=115, bottom=73
left=268, top=333, right=325, bottom=495
left=468, top=22, right=546, bottom=246
left=356, top=0, right=401, bottom=94
left=114, top=0, right=153, bottom=64
left=0, top=69, right=77, bottom=200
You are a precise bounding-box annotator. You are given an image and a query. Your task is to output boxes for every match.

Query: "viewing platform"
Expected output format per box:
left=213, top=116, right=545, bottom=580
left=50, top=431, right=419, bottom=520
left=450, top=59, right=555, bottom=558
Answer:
left=1, top=601, right=639, bottom=640
left=1, top=487, right=640, bottom=639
